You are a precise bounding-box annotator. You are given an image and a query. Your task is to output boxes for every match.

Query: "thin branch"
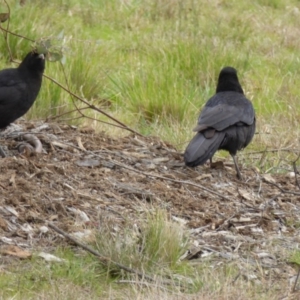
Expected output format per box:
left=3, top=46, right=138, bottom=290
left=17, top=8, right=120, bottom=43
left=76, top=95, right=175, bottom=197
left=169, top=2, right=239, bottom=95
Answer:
left=293, top=267, right=300, bottom=292
left=0, top=12, right=142, bottom=137
left=0, top=22, right=34, bottom=42
left=46, top=106, right=90, bottom=120
left=48, top=136, right=238, bottom=202
left=1, top=0, right=12, bottom=60
left=243, top=148, right=297, bottom=156
left=59, top=60, right=83, bottom=118
left=47, top=106, right=131, bottom=130
left=99, top=156, right=237, bottom=202
left=116, top=280, right=176, bottom=293
left=262, top=177, right=300, bottom=196
left=43, top=73, right=143, bottom=137
left=292, top=153, right=300, bottom=190
left=54, top=116, right=84, bottom=122
left=47, top=222, right=173, bottom=286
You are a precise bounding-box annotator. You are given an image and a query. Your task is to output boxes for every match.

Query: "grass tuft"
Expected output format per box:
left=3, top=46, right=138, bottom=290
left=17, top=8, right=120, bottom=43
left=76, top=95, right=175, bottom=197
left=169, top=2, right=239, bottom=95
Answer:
left=95, top=209, right=190, bottom=277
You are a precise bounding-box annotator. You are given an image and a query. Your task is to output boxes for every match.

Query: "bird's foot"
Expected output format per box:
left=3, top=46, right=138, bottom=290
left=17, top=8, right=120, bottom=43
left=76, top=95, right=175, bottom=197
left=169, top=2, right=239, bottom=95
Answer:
left=236, top=171, right=244, bottom=181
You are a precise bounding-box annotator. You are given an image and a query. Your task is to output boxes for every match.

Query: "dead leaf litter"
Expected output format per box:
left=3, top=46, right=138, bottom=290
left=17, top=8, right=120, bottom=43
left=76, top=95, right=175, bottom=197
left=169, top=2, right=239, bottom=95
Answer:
left=0, top=121, right=300, bottom=288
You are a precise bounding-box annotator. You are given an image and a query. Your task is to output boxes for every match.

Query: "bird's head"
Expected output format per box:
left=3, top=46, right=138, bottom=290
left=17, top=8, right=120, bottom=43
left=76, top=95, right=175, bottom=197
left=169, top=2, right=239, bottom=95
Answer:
left=216, top=66, right=244, bottom=94
left=19, top=51, right=46, bottom=74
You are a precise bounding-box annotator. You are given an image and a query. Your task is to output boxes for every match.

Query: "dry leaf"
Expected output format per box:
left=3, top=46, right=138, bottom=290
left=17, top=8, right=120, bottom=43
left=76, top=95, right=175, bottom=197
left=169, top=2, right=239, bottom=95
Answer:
left=238, top=188, right=255, bottom=201
left=38, top=252, right=66, bottom=262
left=1, top=245, right=31, bottom=259
left=262, top=174, right=276, bottom=184
left=0, top=13, right=9, bottom=23
left=51, top=141, right=70, bottom=149
left=75, top=159, right=100, bottom=167
left=49, top=215, right=58, bottom=221
left=72, top=229, right=95, bottom=242
left=0, top=217, right=7, bottom=230
left=195, top=174, right=212, bottom=181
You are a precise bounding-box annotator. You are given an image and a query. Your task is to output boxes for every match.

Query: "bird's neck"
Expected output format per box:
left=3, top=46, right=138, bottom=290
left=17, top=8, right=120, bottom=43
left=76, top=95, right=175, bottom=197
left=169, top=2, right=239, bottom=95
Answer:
left=216, top=79, right=244, bottom=94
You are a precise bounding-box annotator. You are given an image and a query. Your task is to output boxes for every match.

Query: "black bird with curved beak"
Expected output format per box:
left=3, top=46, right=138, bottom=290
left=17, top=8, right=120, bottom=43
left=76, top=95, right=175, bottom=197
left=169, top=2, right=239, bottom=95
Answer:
left=0, top=51, right=45, bottom=157
left=184, top=67, right=256, bottom=180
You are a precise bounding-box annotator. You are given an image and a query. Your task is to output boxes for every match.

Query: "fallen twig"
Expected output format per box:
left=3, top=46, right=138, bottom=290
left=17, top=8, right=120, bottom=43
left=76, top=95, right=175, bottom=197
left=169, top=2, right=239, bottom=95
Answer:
left=47, top=222, right=173, bottom=286
left=292, top=153, right=300, bottom=190
left=262, top=177, right=300, bottom=196
left=0, top=21, right=34, bottom=42
left=293, top=267, right=300, bottom=292
left=43, top=74, right=142, bottom=137
left=1, top=0, right=13, bottom=60
left=99, top=155, right=238, bottom=203
left=0, top=16, right=142, bottom=137
left=242, top=148, right=296, bottom=155
left=48, top=137, right=239, bottom=203
left=293, top=162, right=300, bottom=191
left=116, top=280, right=177, bottom=294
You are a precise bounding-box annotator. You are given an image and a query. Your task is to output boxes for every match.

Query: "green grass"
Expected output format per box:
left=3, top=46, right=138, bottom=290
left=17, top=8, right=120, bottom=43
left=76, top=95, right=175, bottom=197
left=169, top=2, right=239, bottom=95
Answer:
left=94, top=209, right=192, bottom=279
left=1, top=0, right=300, bottom=153
left=0, top=210, right=285, bottom=300
left=1, top=2, right=299, bottom=298
left=0, top=210, right=193, bottom=299
left=0, top=248, right=107, bottom=299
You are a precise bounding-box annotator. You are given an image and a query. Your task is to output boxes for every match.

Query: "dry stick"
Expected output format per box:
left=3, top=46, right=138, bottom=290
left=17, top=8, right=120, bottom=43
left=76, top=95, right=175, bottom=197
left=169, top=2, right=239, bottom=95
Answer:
left=293, top=267, right=300, bottom=292
left=242, top=148, right=296, bottom=155
left=0, top=23, right=142, bottom=137
left=116, top=280, right=176, bottom=294
left=46, top=106, right=90, bottom=120
left=131, top=169, right=235, bottom=202
left=48, top=65, right=129, bottom=130
left=51, top=138, right=237, bottom=203
left=293, top=162, right=300, bottom=190
left=46, top=135, right=237, bottom=202
left=58, top=60, right=85, bottom=120
left=0, top=0, right=13, bottom=60
left=292, top=153, right=300, bottom=190
left=90, top=153, right=237, bottom=202
left=0, top=23, right=34, bottom=42
left=0, top=18, right=239, bottom=202
left=47, top=106, right=131, bottom=130
left=43, top=74, right=143, bottom=137
left=47, top=222, right=172, bottom=285
left=262, top=178, right=300, bottom=196
left=231, top=272, right=241, bottom=285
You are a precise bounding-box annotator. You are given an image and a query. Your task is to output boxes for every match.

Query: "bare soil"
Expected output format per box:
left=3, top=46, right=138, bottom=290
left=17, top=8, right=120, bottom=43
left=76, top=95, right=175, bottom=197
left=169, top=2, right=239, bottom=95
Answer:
left=0, top=121, right=300, bottom=292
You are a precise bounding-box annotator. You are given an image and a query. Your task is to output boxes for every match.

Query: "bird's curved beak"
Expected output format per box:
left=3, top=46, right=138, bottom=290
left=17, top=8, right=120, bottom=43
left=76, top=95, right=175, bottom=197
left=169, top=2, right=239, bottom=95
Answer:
left=38, top=53, right=45, bottom=60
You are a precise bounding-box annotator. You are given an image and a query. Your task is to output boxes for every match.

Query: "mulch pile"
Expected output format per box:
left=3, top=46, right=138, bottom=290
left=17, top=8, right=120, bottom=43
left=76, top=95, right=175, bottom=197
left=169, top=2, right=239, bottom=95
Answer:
left=1, top=121, right=300, bottom=291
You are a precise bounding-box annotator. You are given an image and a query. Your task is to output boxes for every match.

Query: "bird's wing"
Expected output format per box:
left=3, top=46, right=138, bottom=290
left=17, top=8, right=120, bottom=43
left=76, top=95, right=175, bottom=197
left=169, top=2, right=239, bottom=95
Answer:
left=0, top=69, right=24, bottom=87
left=0, top=84, right=26, bottom=106
left=194, top=96, right=254, bottom=132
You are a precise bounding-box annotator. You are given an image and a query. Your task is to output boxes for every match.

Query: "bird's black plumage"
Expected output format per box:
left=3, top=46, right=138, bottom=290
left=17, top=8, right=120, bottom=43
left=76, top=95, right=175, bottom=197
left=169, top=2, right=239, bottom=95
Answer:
left=184, top=67, right=256, bottom=179
left=0, top=51, right=45, bottom=156
left=0, top=51, right=45, bottom=129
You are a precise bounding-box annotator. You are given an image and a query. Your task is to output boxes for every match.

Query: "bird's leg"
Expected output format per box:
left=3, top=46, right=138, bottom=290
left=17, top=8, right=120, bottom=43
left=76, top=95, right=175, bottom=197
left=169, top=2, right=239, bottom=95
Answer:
left=231, top=154, right=243, bottom=180
left=209, top=157, right=213, bottom=167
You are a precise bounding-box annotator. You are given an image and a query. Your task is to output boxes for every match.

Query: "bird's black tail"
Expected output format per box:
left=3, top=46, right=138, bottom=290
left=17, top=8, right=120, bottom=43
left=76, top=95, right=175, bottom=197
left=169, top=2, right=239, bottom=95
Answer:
left=184, top=131, right=225, bottom=167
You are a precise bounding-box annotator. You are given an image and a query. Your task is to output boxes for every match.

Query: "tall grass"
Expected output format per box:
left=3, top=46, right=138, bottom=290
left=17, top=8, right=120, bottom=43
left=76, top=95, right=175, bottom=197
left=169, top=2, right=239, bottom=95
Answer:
left=95, top=209, right=190, bottom=276
left=0, top=0, right=300, bottom=148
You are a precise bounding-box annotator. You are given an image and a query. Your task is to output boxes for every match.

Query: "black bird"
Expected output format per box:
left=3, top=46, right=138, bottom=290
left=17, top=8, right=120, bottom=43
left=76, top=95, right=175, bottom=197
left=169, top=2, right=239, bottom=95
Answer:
left=184, top=67, right=255, bottom=180
left=0, top=51, right=45, bottom=157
